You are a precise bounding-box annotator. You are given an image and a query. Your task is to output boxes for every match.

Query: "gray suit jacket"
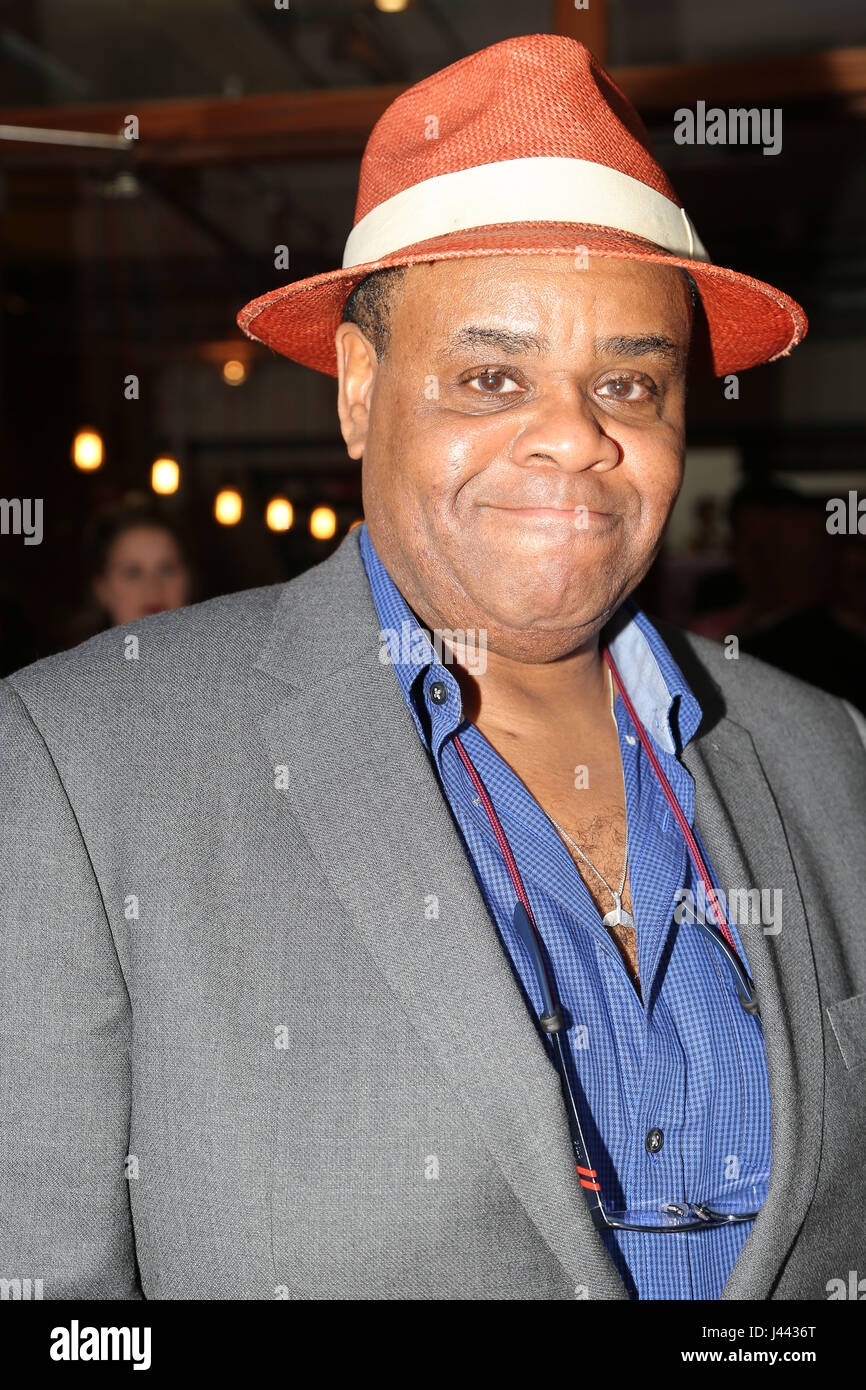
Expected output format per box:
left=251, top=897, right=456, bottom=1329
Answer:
left=2, top=527, right=865, bottom=1300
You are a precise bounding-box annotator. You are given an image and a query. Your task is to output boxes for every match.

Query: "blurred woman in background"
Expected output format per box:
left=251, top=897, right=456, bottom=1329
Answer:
left=67, top=496, right=194, bottom=644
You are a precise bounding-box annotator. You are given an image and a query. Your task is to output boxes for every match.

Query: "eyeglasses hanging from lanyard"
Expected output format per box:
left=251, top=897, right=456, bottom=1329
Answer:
left=451, top=645, right=766, bottom=1234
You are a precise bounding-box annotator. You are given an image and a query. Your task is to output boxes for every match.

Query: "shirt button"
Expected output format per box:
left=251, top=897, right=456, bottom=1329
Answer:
left=625, top=734, right=636, bottom=745
left=646, top=1128, right=664, bottom=1155
left=429, top=680, right=448, bottom=704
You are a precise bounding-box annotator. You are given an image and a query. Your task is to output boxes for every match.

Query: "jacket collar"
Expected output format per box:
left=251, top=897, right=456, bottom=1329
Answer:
left=356, top=519, right=702, bottom=759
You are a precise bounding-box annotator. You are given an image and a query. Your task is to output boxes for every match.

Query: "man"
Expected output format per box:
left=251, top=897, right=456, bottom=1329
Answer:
left=2, top=35, right=864, bottom=1302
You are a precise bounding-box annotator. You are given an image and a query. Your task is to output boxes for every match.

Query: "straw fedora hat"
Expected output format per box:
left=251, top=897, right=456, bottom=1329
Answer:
left=237, top=33, right=806, bottom=377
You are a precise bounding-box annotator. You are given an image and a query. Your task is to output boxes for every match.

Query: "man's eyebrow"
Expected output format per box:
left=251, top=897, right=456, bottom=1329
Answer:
left=596, top=333, right=684, bottom=364
left=441, top=326, right=685, bottom=365
left=442, top=326, right=551, bottom=358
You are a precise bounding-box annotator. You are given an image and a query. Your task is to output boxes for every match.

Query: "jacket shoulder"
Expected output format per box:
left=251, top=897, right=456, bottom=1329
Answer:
left=4, top=582, right=286, bottom=732
left=654, top=618, right=866, bottom=750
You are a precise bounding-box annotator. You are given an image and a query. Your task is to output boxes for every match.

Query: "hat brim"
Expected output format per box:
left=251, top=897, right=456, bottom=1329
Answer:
left=236, top=222, right=806, bottom=377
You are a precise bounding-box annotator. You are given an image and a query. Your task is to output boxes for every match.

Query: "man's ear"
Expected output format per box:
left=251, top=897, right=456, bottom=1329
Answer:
left=335, top=322, right=378, bottom=461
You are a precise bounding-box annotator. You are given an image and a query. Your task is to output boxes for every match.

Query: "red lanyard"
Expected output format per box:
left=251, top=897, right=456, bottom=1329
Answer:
left=451, top=644, right=745, bottom=969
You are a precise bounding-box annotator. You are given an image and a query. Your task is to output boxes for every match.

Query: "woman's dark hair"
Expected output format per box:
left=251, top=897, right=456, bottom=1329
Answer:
left=83, top=496, right=191, bottom=583
left=63, top=495, right=195, bottom=646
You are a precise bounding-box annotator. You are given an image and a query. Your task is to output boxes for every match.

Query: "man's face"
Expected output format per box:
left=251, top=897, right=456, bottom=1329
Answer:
left=336, top=254, right=691, bottom=662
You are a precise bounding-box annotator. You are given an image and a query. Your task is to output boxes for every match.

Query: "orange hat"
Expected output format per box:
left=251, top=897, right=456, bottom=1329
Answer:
left=237, top=33, right=806, bottom=377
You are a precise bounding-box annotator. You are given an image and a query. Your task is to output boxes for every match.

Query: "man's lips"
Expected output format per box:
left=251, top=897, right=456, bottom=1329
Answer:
left=482, top=503, right=614, bottom=521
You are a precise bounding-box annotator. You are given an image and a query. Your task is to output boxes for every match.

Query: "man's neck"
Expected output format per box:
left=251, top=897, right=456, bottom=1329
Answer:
left=440, top=630, right=612, bottom=736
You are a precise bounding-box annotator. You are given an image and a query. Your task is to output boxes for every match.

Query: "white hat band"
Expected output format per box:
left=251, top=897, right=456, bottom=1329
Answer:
left=342, top=156, right=710, bottom=269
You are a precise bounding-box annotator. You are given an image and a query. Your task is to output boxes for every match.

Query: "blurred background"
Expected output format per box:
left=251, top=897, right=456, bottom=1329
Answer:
left=1, top=0, right=865, bottom=707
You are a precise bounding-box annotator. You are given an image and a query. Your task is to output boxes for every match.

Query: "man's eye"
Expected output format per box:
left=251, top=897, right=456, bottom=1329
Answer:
left=597, top=376, right=654, bottom=402
left=466, top=369, right=522, bottom=395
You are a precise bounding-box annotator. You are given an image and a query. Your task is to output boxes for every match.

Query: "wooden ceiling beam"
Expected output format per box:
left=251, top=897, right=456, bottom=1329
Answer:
left=0, top=85, right=402, bottom=167
left=618, top=44, right=866, bottom=110
left=0, top=46, right=864, bottom=168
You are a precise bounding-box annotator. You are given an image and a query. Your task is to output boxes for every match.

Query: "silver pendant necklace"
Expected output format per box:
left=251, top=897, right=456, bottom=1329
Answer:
left=546, top=665, right=634, bottom=931
left=546, top=813, right=634, bottom=929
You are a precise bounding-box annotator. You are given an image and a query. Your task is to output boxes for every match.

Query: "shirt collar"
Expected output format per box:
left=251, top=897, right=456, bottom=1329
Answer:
left=357, top=520, right=701, bottom=759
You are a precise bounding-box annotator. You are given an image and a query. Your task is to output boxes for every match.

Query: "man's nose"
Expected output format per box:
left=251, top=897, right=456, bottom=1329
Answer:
left=509, top=384, right=621, bottom=473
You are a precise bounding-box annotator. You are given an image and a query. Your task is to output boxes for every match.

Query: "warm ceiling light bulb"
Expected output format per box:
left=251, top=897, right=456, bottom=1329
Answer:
left=151, top=457, right=179, bottom=495
left=215, top=488, right=243, bottom=525
left=309, top=506, right=337, bottom=540
left=72, top=429, right=103, bottom=471
left=222, top=359, right=247, bottom=386
left=266, top=497, right=293, bottom=532
left=374, top=0, right=409, bottom=11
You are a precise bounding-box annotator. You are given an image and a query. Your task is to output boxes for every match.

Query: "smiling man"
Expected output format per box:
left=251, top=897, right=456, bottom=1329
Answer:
left=2, top=35, right=865, bottom=1303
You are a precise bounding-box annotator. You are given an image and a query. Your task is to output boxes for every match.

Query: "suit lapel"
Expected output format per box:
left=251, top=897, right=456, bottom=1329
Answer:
left=680, top=713, right=824, bottom=1300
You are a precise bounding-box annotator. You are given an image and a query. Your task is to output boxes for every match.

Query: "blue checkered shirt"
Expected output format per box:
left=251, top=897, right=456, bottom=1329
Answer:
left=358, top=522, right=771, bottom=1300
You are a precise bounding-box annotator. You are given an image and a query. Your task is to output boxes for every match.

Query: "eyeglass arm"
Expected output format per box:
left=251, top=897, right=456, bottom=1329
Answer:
left=512, top=901, right=563, bottom=1029
left=690, top=914, right=761, bottom=1017
left=512, top=902, right=609, bottom=1225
